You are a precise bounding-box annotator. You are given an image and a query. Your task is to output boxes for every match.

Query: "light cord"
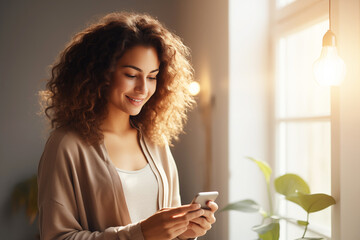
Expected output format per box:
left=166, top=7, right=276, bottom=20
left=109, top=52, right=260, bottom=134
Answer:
left=329, top=0, right=332, bottom=30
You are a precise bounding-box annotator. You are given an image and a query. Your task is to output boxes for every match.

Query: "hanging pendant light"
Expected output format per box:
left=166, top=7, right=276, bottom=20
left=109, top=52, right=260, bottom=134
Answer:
left=313, top=0, right=346, bottom=86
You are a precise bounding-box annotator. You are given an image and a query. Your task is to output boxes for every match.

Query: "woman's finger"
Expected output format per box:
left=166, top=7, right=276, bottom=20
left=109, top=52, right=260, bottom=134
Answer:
left=206, top=200, right=219, bottom=212
left=201, top=209, right=216, bottom=224
left=169, top=208, right=204, bottom=226
left=171, top=220, right=190, bottom=231
left=188, top=221, right=207, bottom=236
left=190, top=217, right=211, bottom=230
left=159, top=205, right=203, bottom=228
left=172, top=225, right=189, bottom=238
left=167, top=204, right=201, bottom=217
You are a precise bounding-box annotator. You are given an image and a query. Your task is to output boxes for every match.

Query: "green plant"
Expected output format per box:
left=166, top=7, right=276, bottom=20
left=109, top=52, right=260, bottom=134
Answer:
left=11, top=174, right=38, bottom=224
left=222, top=157, right=336, bottom=240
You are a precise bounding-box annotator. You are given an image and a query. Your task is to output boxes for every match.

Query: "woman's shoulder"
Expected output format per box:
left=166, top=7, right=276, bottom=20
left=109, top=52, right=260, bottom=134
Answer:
left=39, top=127, right=96, bottom=172
left=44, top=127, right=88, bottom=154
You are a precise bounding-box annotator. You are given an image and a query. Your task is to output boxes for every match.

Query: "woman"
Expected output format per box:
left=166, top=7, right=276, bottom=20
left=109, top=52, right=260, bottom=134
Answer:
left=38, top=12, right=218, bottom=240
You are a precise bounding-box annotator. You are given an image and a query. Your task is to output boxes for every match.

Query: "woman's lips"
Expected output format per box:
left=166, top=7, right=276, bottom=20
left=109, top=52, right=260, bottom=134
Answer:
left=126, top=96, right=145, bottom=105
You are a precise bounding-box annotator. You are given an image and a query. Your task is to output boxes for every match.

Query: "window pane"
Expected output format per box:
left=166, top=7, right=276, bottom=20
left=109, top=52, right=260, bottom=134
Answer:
left=277, top=21, right=330, bottom=118
left=279, top=121, right=331, bottom=194
left=277, top=0, right=296, bottom=9
left=277, top=121, right=331, bottom=238
left=284, top=221, right=327, bottom=239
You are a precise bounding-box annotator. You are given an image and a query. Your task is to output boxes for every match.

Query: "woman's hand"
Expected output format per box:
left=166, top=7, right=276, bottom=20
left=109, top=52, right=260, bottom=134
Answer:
left=140, top=204, right=204, bottom=240
left=177, top=201, right=218, bottom=239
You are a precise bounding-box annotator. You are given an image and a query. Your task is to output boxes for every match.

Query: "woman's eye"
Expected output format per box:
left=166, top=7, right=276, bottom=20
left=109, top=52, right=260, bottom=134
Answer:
left=125, top=73, right=136, bottom=78
left=148, top=77, right=157, bottom=80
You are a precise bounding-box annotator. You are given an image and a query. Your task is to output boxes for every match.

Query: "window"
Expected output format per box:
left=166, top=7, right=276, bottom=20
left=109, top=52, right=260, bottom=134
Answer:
left=272, top=0, right=331, bottom=239
left=277, top=0, right=296, bottom=9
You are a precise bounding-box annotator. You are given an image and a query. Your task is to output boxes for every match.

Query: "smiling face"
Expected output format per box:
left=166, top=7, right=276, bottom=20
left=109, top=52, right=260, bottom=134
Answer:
left=107, top=45, right=160, bottom=117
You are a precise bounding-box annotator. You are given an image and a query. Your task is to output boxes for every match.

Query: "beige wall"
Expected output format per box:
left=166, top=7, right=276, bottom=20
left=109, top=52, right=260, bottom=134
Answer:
left=171, top=0, right=229, bottom=239
left=332, top=0, right=360, bottom=239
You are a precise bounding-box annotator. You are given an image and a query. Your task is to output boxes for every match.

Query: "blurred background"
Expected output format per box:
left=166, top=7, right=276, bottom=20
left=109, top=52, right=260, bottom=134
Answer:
left=0, top=0, right=359, bottom=239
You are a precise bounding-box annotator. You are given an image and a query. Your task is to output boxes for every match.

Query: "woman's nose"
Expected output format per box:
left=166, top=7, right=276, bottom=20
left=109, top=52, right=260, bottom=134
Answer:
left=134, top=77, right=148, bottom=94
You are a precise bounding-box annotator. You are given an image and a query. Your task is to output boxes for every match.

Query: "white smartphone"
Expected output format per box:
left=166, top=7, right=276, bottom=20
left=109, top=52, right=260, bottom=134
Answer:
left=191, top=191, right=219, bottom=210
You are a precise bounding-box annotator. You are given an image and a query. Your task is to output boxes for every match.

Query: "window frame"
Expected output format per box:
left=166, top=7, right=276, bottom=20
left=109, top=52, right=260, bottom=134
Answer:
left=269, top=0, right=333, bottom=238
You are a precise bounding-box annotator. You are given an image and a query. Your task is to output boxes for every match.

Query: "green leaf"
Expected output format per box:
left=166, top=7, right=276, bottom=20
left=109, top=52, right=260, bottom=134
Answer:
left=297, top=220, right=309, bottom=226
left=246, top=157, right=272, bottom=184
left=11, top=175, right=38, bottom=224
left=252, top=222, right=280, bottom=240
left=221, top=199, right=260, bottom=213
left=274, top=174, right=310, bottom=197
left=286, top=192, right=336, bottom=213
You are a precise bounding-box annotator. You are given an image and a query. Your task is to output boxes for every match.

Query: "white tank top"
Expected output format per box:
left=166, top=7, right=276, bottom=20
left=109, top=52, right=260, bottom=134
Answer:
left=116, top=164, right=159, bottom=223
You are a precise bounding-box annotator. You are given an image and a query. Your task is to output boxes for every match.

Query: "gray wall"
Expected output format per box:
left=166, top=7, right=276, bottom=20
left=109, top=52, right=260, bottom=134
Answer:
left=0, top=0, right=229, bottom=239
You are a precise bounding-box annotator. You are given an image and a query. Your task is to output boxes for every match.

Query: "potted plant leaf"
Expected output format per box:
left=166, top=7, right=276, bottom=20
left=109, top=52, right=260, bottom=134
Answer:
left=11, top=174, right=39, bottom=239
left=222, top=157, right=336, bottom=240
left=11, top=174, right=38, bottom=223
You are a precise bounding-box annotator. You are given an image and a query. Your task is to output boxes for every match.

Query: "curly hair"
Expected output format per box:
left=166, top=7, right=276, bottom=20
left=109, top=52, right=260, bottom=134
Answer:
left=40, top=12, right=195, bottom=145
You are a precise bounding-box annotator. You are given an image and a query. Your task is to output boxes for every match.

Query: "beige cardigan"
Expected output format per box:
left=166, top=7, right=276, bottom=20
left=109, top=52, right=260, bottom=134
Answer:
left=38, top=127, right=182, bottom=240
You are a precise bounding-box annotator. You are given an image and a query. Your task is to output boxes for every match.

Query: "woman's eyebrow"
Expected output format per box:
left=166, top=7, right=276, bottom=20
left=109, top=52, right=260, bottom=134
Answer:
left=121, top=65, right=159, bottom=73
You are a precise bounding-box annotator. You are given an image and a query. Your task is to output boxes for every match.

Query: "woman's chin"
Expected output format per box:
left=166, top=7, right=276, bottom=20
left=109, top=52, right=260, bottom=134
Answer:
left=129, top=109, right=142, bottom=116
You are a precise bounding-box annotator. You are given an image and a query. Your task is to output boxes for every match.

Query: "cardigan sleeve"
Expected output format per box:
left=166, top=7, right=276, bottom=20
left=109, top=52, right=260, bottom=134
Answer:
left=37, top=131, right=145, bottom=240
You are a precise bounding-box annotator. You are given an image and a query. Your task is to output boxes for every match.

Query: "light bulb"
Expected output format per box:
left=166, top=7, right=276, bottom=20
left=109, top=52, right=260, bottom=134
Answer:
left=313, top=30, right=346, bottom=86
left=189, top=81, right=200, bottom=96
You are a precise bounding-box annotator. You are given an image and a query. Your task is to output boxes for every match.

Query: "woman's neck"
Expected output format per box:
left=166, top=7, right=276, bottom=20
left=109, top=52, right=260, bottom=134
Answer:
left=101, top=107, right=132, bottom=135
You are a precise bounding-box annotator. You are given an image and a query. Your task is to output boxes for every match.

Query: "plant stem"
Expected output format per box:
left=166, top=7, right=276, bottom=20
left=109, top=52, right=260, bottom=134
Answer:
left=302, top=213, right=310, bottom=238
left=267, top=182, right=273, bottom=216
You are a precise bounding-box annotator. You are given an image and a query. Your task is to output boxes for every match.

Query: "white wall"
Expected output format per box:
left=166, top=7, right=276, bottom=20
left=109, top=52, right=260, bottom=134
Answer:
left=332, top=0, right=360, bottom=239
left=228, top=0, right=270, bottom=239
